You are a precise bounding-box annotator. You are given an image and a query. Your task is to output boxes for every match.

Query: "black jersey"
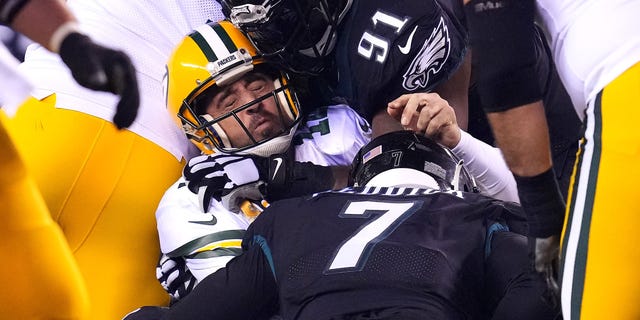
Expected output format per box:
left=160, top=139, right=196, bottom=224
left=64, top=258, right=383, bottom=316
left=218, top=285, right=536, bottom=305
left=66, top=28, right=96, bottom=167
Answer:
left=332, top=0, right=468, bottom=121
left=165, top=187, right=559, bottom=320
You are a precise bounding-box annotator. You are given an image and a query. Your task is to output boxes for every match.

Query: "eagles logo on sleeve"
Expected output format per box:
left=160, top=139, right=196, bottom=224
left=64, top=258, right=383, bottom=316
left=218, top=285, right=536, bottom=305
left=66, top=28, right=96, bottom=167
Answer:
left=402, top=17, right=451, bottom=91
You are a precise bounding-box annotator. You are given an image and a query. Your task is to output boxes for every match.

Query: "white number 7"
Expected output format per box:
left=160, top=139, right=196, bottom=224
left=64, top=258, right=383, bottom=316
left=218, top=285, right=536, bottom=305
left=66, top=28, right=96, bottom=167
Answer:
left=325, top=200, right=422, bottom=273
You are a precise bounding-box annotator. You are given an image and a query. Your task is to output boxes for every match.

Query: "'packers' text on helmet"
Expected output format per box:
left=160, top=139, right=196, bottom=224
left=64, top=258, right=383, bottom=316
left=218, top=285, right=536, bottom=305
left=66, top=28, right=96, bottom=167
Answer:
left=222, top=0, right=352, bottom=75
left=351, top=130, right=478, bottom=192
left=164, top=20, right=302, bottom=156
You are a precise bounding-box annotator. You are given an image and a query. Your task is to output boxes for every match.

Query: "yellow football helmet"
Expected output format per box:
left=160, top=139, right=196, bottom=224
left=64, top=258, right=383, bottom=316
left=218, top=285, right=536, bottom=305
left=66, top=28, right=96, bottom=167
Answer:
left=165, top=20, right=301, bottom=156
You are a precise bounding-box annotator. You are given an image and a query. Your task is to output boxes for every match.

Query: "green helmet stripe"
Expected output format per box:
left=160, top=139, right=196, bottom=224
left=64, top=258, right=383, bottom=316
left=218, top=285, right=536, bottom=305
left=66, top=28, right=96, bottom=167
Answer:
left=212, top=23, right=238, bottom=54
left=189, top=29, right=218, bottom=62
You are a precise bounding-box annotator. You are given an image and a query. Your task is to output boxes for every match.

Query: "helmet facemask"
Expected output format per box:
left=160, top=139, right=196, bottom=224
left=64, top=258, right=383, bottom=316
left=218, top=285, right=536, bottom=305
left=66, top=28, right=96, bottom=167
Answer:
left=178, top=67, right=301, bottom=157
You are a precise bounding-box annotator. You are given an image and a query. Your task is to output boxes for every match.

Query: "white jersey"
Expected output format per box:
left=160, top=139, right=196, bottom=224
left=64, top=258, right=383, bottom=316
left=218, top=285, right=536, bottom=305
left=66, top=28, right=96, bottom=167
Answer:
left=156, top=104, right=372, bottom=283
left=14, top=0, right=226, bottom=160
left=0, top=44, right=32, bottom=110
left=536, top=0, right=640, bottom=120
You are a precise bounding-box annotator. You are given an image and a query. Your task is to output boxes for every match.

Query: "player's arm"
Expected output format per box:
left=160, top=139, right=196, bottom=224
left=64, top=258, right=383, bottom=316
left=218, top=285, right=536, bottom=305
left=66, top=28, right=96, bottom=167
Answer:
left=126, top=242, right=278, bottom=320
left=182, top=105, right=371, bottom=210
left=155, top=180, right=246, bottom=284
left=2, top=0, right=139, bottom=129
left=281, top=104, right=372, bottom=193
left=387, top=92, right=518, bottom=202
left=451, top=130, right=518, bottom=202
left=269, top=104, right=372, bottom=195
left=164, top=239, right=279, bottom=320
left=2, top=0, right=74, bottom=51
left=484, top=231, right=560, bottom=319
left=463, top=0, right=564, bottom=239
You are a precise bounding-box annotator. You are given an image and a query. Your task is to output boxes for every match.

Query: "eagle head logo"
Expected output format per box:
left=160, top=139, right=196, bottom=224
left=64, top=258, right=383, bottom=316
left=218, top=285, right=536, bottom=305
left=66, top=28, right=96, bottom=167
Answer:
left=402, top=17, right=451, bottom=91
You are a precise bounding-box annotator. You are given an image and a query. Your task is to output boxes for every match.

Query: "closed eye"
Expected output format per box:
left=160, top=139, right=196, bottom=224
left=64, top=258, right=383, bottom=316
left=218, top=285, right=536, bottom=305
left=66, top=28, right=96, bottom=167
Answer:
left=247, top=77, right=268, bottom=92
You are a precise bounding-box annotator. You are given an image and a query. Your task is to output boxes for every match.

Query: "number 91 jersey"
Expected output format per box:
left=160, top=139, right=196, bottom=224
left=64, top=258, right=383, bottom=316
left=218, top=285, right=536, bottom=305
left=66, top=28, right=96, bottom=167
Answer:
left=334, top=0, right=468, bottom=121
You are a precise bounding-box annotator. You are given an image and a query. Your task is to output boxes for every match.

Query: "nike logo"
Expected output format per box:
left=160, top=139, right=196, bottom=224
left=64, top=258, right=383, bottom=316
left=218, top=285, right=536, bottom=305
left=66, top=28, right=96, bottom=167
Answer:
left=398, top=26, right=418, bottom=55
left=188, top=215, right=218, bottom=226
left=272, top=157, right=283, bottom=181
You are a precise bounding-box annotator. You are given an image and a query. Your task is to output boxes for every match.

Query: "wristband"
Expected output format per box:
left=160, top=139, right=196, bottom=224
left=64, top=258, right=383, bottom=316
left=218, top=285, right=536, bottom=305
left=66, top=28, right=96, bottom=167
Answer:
left=513, top=168, right=566, bottom=238
left=49, top=20, right=81, bottom=53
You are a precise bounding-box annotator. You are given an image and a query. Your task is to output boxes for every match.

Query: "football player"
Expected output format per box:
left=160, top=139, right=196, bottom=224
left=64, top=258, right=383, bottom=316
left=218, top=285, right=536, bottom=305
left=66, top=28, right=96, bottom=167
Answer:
left=154, top=20, right=526, bottom=304
left=1, top=0, right=137, bottom=319
left=220, top=2, right=583, bottom=300
left=221, top=0, right=471, bottom=136
left=219, top=0, right=580, bottom=251
left=126, top=131, right=561, bottom=320
left=155, top=19, right=371, bottom=302
left=2, top=1, right=227, bottom=319
left=466, top=0, right=640, bottom=318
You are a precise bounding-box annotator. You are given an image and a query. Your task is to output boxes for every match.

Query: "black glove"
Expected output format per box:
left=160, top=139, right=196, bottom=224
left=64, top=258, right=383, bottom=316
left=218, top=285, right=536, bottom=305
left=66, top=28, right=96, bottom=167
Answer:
left=59, top=32, right=139, bottom=129
left=182, top=152, right=290, bottom=212
left=156, top=254, right=197, bottom=303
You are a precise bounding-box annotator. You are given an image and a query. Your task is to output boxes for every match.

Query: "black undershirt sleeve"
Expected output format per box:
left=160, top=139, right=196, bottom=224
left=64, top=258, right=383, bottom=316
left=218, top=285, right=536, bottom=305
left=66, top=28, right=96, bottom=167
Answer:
left=464, top=0, right=543, bottom=112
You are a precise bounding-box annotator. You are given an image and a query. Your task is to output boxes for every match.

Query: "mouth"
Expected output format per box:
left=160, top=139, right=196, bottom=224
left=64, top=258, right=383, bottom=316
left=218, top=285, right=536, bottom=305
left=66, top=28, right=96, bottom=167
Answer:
left=251, top=118, right=277, bottom=140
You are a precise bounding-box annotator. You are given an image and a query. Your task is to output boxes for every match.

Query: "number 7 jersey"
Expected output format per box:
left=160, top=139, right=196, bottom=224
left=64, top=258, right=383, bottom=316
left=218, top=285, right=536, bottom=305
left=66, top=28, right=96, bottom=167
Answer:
left=166, top=186, right=552, bottom=320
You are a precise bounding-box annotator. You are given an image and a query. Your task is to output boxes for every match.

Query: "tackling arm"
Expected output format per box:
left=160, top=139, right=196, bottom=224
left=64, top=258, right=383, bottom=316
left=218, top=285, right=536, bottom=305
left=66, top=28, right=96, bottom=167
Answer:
left=164, top=244, right=279, bottom=320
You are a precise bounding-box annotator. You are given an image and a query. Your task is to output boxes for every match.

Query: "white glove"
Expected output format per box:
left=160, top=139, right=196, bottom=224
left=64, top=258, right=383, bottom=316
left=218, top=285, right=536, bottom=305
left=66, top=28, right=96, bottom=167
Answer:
left=182, top=154, right=269, bottom=212
left=156, top=254, right=197, bottom=302
left=534, top=235, right=560, bottom=297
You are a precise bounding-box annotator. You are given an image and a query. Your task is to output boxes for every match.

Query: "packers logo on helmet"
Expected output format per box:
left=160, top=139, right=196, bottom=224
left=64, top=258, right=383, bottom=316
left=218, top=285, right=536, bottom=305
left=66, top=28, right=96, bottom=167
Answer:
left=165, top=20, right=302, bottom=156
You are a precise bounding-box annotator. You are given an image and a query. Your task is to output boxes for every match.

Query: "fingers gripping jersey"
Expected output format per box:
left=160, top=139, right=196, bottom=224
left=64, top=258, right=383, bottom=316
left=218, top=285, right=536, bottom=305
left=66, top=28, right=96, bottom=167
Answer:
left=156, top=105, right=371, bottom=288
left=334, top=0, right=468, bottom=121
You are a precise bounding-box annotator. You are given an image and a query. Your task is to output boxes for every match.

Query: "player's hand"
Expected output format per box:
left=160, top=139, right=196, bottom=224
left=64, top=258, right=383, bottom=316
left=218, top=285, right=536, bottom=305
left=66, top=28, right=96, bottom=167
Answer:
left=183, top=153, right=290, bottom=212
left=387, top=93, right=461, bottom=148
left=534, top=235, right=560, bottom=298
left=59, top=32, right=139, bottom=129
left=122, top=306, right=169, bottom=320
left=156, top=254, right=196, bottom=302
left=183, top=153, right=267, bottom=212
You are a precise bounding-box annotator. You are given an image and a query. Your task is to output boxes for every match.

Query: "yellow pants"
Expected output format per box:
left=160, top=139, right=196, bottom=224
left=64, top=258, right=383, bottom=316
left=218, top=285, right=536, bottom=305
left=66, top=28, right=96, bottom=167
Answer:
left=1, top=110, right=89, bottom=319
left=2, top=95, right=184, bottom=319
left=560, top=61, right=640, bottom=320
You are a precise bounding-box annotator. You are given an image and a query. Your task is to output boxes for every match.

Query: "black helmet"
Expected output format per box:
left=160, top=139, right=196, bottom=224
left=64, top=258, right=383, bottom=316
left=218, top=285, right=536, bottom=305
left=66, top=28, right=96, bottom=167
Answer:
left=351, top=131, right=478, bottom=192
left=222, top=0, right=352, bottom=75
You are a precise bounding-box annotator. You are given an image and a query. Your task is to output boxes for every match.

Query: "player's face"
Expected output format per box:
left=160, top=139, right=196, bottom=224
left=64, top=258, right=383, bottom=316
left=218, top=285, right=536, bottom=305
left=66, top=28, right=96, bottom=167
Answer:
left=203, top=71, right=293, bottom=148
